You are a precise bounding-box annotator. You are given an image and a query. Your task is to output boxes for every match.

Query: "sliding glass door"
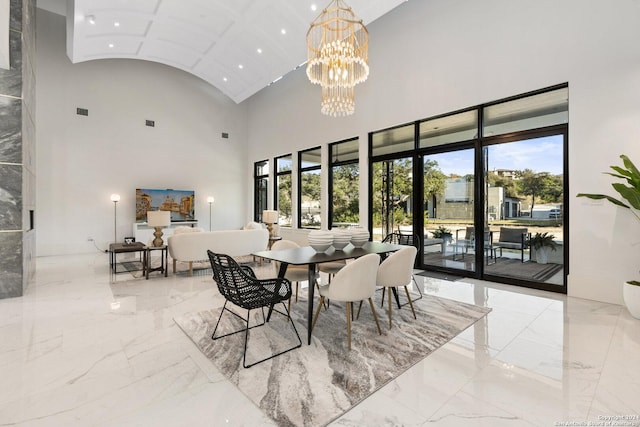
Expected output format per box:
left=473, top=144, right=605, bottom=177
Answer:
left=422, top=149, right=476, bottom=273
left=371, top=157, right=413, bottom=242
left=483, top=134, right=565, bottom=288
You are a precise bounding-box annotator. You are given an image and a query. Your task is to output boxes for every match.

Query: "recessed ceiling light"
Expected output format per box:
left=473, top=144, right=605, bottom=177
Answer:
left=223, top=77, right=228, bottom=82
left=86, top=15, right=96, bottom=25
left=108, top=43, right=114, bottom=48
left=311, top=4, right=317, bottom=11
left=238, top=64, right=244, bottom=69
left=114, top=22, right=120, bottom=27
left=257, top=48, right=262, bottom=54
left=281, top=28, right=287, bottom=35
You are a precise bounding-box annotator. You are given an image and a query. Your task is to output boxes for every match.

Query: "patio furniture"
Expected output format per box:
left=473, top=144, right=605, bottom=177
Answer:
left=494, top=227, right=529, bottom=262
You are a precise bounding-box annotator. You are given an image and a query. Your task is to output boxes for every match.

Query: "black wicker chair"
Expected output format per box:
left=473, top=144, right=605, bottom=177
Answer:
left=207, top=251, right=302, bottom=368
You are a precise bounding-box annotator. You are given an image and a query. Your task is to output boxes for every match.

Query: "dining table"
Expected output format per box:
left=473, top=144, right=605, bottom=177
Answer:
left=253, top=241, right=406, bottom=345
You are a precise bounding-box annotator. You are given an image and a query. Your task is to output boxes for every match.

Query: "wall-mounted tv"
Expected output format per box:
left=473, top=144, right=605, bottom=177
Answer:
left=136, top=188, right=195, bottom=223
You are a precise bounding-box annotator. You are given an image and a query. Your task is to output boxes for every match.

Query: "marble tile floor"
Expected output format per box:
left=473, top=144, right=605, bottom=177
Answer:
left=0, top=252, right=638, bottom=426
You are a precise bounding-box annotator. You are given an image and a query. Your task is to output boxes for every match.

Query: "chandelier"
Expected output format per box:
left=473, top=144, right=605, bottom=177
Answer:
left=306, top=0, right=369, bottom=117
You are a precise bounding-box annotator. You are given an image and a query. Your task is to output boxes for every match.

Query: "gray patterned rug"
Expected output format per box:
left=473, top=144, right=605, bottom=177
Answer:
left=174, top=290, right=491, bottom=427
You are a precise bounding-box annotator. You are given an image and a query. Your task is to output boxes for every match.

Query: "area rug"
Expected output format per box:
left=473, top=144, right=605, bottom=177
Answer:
left=174, top=292, right=491, bottom=426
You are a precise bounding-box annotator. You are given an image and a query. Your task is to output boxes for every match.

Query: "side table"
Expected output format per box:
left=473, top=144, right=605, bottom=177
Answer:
left=268, top=236, right=283, bottom=250
left=109, top=242, right=146, bottom=274
left=145, top=245, right=168, bottom=279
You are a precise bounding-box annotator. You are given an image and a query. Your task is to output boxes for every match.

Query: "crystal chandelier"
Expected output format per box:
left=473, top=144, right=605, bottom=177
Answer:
left=306, top=0, right=369, bottom=117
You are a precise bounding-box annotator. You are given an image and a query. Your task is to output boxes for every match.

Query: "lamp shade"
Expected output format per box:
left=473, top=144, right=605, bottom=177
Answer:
left=262, top=210, right=278, bottom=224
left=110, top=193, right=120, bottom=202
left=207, top=196, right=215, bottom=204
left=147, top=210, right=171, bottom=227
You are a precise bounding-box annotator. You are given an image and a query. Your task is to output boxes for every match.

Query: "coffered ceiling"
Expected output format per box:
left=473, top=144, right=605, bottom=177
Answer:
left=39, top=0, right=407, bottom=103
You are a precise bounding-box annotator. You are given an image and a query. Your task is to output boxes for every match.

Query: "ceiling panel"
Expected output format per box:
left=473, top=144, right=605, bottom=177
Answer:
left=63, top=0, right=408, bottom=103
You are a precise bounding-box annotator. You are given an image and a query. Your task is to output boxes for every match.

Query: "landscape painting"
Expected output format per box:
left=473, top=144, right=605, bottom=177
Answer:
left=135, top=188, right=195, bottom=222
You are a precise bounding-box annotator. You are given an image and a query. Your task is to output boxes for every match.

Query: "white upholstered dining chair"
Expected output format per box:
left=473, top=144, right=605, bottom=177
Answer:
left=376, top=246, right=418, bottom=329
left=312, top=253, right=382, bottom=351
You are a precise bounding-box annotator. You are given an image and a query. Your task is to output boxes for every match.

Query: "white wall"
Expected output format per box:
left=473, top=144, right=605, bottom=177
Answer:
left=36, top=9, right=249, bottom=256
left=245, top=0, right=640, bottom=304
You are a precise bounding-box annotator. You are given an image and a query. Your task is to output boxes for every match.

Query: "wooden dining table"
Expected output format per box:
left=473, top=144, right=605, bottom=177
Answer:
left=253, top=241, right=405, bottom=345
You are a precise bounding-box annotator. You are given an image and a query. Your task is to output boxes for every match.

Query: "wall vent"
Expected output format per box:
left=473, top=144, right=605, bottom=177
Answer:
left=222, top=132, right=229, bottom=139
left=145, top=120, right=155, bottom=127
left=76, top=108, right=88, bottom=116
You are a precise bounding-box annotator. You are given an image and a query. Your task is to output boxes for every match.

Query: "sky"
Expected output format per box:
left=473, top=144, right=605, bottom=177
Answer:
left=428, top=135, right=564, bottom=177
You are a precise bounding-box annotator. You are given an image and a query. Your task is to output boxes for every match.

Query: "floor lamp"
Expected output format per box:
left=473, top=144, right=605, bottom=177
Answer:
left=207, top=196, right=214, bottom=231
left=110, top=194, right=120, bottom=243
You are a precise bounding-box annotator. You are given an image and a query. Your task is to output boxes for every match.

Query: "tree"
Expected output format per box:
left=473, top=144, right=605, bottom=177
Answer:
left=423, top=159, right=447, bottom=220
left=332, top=164, right=360, bottom=223
left=517, top=169, right=552, bottom=216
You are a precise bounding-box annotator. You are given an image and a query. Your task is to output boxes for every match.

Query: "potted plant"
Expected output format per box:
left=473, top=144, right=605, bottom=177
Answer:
left=577, top=154, right=640, bottom=319
left=432, top=225, right=453, bottom=253
left=432, top=225, right=452, bottom=240
left=526, top=232, right=559, bottom=265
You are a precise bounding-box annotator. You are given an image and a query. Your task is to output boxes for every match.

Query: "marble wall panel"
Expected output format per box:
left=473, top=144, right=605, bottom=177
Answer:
left=0, top=97, right=22, bottom=163
left=22, top=168, right=33, bottom=226
left=0, top=231, right=23, bottom=298
left=22, top=109, right=34, bottom=172
left=22, top=229, right=35, bottom=290
left=0, top=30, right=23, bottom=98
left=9, top=0, right=22, bottom=32
left=0, top=164, right=22, bottom=229
left=23, top=0, right=35, bottom=60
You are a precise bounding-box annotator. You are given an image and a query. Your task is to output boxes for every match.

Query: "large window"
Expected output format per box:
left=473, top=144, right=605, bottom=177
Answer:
left=329, top=138, right=359, bottom=228
left=369, top=84, right=568, bottom=293
left=275, top=154, right=292, bottom=227
left=299, top=147, right=322, bottom=229
left=254, top=160, right=269, bottom=222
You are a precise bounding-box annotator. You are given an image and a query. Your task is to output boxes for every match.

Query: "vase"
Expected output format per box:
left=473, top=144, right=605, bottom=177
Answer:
left=623, top=281, right=640, bottom=319
left=535, top=247, right=549, bottom=264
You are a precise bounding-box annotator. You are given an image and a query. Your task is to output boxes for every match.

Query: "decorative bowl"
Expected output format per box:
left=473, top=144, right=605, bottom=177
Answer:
left=350, top=228, right=370, bottom=248
left=332, top=229, right=352, bottom=250
left=308, top=230, right=334, bottom=253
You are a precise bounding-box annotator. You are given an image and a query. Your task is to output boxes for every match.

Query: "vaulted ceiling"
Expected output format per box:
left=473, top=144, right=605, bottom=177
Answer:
left=42, top=0, right=407, bottom=103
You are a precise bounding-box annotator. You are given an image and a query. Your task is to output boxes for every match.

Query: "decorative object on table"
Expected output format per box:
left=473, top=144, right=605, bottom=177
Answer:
left=349, top=227, right=369, bottom=248
left=306, top=0, right=369, bottom=117
left=526, top=232, right=559, bottom=265
left=331, top=229, right=352, bottom=250
left=124, top=237, right=135, bottom=245
left=147, top=210, right=171, bottom=247
left=206, top=251, right=301, bottom=368
left=307, top=230, right=334, bottom=253
left=207, top=196, right=214, bottom=231
left=110, top=193, right=120, bottom=243
left=262, top=209, right=278, bottom=238
left=577, top=154, right=640, bottom=319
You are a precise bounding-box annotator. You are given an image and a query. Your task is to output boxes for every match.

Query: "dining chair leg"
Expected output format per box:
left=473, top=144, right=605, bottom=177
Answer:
left=388, top=287, right=393, bottom=329
left=288, top=296, right=292, bottom=314
left=368, top=298, right=382, bottom=335
left=355, top=300, right=363, bottom=319
left=295, top=282, right=299, bottom=302
left=404, top=286, right=417, bottom=319
left=312, top=296, right=325, bottom=332
left=346, top=302, right=352, bottom=351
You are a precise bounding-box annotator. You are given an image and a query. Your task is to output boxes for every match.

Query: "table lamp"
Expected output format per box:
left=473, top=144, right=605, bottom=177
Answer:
left=262, top=210, right=278, bottom=238
left=147, top=210, right=171, bottom=247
